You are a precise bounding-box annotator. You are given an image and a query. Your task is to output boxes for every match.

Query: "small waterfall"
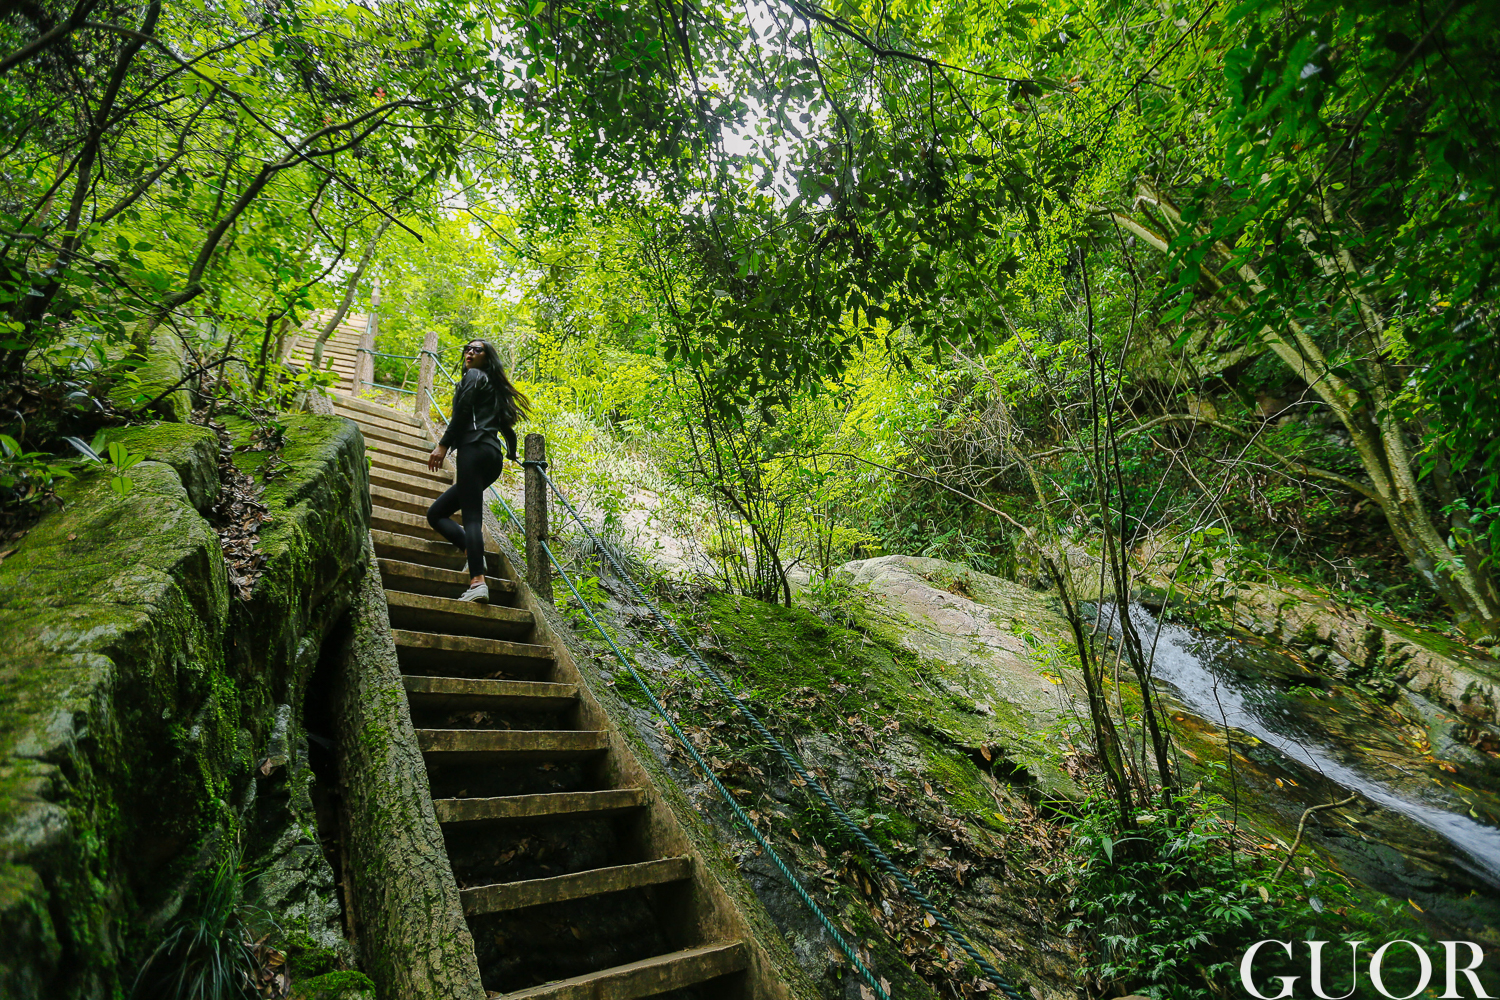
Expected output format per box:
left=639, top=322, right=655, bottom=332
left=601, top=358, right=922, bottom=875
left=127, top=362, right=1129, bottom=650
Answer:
left=1102, top=602, right=1500, bottom=889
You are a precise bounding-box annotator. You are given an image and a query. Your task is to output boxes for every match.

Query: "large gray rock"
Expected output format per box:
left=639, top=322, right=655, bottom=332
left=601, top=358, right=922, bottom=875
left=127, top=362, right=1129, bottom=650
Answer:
left=838, top=555, right=1081, bottom=793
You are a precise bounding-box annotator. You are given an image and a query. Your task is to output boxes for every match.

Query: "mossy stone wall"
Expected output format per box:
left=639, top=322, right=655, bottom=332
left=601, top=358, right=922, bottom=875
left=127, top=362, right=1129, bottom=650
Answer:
left=0, top=413, right=369, bottom=999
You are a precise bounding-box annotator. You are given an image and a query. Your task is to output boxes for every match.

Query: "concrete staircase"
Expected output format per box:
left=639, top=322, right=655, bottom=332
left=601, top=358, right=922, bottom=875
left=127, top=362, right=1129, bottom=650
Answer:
left=285, top=311, right=368, bottom=393
left=329, top=389, right=758, bottom=999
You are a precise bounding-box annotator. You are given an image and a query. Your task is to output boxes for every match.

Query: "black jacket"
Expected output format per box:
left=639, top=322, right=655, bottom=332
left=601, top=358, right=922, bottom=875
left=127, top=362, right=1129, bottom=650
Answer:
left=440, top=367, right=519, bottom=457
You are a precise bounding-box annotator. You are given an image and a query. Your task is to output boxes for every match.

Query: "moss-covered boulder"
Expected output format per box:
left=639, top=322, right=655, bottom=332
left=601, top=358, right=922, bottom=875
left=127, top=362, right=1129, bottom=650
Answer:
left=106, top=330, right=192, bottom=423
left=96, top=421, right=221, bottom=511
left=0, top=413, right=369, bottom=999
left=837, top=555, right=1081, bottom=795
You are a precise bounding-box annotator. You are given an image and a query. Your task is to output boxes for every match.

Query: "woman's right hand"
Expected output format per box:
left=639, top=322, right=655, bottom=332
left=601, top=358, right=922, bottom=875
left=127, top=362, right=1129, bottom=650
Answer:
left=428, top=445, right=449, bottom=472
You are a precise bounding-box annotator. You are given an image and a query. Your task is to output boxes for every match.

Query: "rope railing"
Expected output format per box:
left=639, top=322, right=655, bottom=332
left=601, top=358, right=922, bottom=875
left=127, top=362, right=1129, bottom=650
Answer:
left=424, top=386, right=449, bottom=426
left=420, top=349, right=462, bottom=387
left=356, top=348, right=420, bottom=361
left=360, top=380, right=415, bottom=395
left=531, top=465, right=1028, bottom=1000
left=481, top=478, right=894, bottom=1000
left=354, top=346, right=423, bottom=397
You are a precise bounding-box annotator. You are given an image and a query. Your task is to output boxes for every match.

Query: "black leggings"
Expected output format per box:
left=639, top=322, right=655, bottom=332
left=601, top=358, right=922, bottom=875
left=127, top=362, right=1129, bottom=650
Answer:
left=426, top=438, right=504, bottom=578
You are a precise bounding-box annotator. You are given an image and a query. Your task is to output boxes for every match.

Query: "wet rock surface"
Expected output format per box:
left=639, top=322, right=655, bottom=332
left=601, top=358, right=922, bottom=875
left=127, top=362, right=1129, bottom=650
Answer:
left=1106, top=601, right=1500, bottom=945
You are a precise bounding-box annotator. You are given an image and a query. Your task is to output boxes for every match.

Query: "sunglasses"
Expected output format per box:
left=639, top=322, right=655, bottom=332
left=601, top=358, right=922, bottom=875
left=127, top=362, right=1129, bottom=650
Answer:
left=462, top=344, right=485, bottom=355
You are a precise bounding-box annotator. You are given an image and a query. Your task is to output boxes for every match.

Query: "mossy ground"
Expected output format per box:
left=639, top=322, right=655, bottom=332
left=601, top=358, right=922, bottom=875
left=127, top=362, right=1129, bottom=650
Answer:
left=292, top=969, right=376, bottom=1000
left=560, top=580, right=1082, bottom=1000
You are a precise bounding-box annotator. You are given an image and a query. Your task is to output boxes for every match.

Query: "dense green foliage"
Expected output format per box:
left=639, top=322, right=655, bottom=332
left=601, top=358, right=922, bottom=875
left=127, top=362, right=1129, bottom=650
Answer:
left=5, top=0, right=1495, bottom=626
left=1063, top=790, right=1436, bottom=1000
left=5, top=0, right=1497, bottom=994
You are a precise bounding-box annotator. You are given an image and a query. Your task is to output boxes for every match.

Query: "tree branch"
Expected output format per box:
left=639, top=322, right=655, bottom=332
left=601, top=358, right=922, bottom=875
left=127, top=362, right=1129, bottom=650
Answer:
left=1271, top=793, right=1359, bottom=882
left=0, top=0, right=99, bottom=75
left=1026, top=413, right=1382, bottom=501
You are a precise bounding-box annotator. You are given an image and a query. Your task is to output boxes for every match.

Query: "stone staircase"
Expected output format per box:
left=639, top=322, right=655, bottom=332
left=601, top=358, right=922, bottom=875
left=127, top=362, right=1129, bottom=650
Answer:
left=285, top=310, right=368, bottom=393
left=328, top=388, right=762, bottom=999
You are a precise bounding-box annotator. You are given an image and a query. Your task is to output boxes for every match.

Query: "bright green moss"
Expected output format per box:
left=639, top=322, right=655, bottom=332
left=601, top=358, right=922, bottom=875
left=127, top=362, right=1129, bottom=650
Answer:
left=294, top=969, right=376, bottom=999
left=0, top=410, right=369, bottom=997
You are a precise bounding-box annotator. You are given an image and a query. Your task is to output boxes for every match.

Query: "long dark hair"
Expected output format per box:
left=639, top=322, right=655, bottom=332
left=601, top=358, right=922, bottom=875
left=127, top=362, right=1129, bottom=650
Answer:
left=468, top=339, right=530, bottom=426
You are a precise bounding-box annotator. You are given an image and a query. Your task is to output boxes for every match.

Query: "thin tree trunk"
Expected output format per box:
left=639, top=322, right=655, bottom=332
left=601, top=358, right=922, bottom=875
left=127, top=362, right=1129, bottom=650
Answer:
left=1111, top=199, right=1500, bottom=632
left=311, top=220, right=392, bottom=373
left=333, top=542, right=485, bottom=1000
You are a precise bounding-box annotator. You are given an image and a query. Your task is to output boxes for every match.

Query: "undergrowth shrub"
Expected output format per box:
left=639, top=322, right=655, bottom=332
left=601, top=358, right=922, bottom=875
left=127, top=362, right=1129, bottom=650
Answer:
left=133, top=851, right=269, bottom=1000
left=1060, top=790, right=1433, bottom=999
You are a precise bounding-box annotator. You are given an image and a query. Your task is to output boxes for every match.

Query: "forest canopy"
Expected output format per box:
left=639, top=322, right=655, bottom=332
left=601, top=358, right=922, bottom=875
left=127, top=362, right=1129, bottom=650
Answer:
left=2, top=0, right=1497, bottom=627
left=5, top=3, right=1500, bottom=998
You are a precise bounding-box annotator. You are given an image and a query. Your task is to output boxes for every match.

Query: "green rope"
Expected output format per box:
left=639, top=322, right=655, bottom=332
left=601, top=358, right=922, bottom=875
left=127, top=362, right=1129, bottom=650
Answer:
left=484, top=484, right=892, bottom=1000
left=531, top=468, right=1028, bottom=1000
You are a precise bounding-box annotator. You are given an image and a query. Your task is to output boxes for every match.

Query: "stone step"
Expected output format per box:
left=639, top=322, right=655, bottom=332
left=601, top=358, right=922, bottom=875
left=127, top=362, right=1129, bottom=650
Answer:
left=371, top=530, right=485, bottom=574
left=370, top=530, right=462, bottom=569
left=293, top=346, right=358, bottom=361
left=372, top=505, right=492, bottom=543
left=379, top=559, right=516, bottom=602
left=369, top=468, right=450, bottom=500
left=370, top=514, right=490, bottom=567
left=367, top=451, right=450, bottom=485
left=402, top=675, right=576, bottom=712
left=355, top=420, right=434, bottom=452
left=393, top=629, right=554, bottom=678
left=433, top=788, right=646, bottom=826
left=460, top=857, right=692, bottom=917
left=343, top=409, right=430, bottom=441
left=367, top=454, right=451, bottom=486
left=371, top=505, right=445, bottom=539
left=498, top=943, right=748, bottom=1000
left=385, top=591, right=533, bottom=642
left=370, top=485, right=441, bottom=517
left=334, top=397, right=420, bottom=425
left=415, top=728, right=607, bottom=764
left=365, top=444, right=441, bottom=475
left=365, top=437, right=438, bottom=467
left=294, top=347, right=358, bottom=362
left=333, top=394, right=424, bottom=425
left=303, top=359, right=358, bottom=374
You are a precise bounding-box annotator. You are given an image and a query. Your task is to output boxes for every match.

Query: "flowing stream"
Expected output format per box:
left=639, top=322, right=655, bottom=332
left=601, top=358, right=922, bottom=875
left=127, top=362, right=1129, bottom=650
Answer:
left=1103, top=602, right=1500, bottom=891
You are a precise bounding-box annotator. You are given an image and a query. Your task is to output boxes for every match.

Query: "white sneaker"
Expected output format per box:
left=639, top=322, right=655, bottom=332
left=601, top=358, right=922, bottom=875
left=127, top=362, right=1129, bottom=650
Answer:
left=459, top=581, right=489, bottom=603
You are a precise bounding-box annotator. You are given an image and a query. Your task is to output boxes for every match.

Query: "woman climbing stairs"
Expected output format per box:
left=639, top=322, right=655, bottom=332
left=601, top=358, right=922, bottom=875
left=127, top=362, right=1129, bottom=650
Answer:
left=328, top=392, right=759, bottom=999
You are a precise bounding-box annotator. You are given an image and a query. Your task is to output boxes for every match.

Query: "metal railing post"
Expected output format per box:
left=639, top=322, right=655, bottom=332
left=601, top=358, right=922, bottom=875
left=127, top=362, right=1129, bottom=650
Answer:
left=524, top=433, right=553, bottom=602
left=415, top=328, right=437, bottom=417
